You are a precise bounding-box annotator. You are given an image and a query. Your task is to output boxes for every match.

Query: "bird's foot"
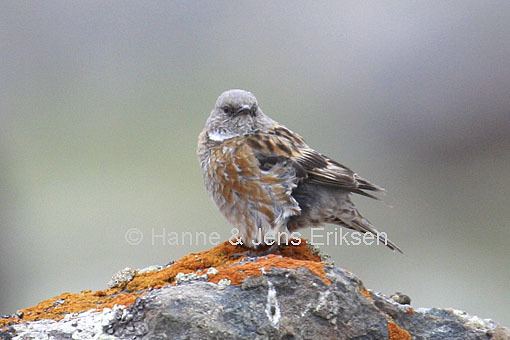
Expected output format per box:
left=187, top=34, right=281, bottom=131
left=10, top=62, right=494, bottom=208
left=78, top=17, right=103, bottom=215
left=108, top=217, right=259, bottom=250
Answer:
left=229, top=243, right=281, bottom=259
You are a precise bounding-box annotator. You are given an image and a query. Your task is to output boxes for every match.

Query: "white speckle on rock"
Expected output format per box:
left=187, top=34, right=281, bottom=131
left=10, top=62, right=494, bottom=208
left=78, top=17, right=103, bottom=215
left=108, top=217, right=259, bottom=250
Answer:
left=175, top=272, right=208, bottom=284
left=300, top=301, right=314, bottom=317
left=207, top=267, right=219, bottom=275
left=107, top=267, right=137, bottom=288
left=265, top=280, right=281, bottom=328
left=315, top=290, right=331, bottom=312
left=11, top=306, right=127, bottom=340
left=451, top=309, right=496, bottom=329
left=138, top=265, right=163, bottom=274
left=217, top=278, right=231, bottom=288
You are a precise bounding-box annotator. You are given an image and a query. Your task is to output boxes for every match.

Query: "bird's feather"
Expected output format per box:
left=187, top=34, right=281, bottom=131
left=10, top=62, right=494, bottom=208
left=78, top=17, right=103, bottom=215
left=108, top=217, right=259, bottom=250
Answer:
left=206, top=135, right=302, bottom=241
left=243, top=125, right=385, bottom=199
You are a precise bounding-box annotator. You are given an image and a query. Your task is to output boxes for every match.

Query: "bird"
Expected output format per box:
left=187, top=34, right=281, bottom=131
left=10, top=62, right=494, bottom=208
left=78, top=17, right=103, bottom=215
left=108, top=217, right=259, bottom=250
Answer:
left=197, top=89, right=401, bottom=253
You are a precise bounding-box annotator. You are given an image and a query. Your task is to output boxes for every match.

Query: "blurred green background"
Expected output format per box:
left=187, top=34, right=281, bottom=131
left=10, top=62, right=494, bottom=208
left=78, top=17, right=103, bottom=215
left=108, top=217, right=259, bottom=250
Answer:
left=1, top=1, right=509, bottom=325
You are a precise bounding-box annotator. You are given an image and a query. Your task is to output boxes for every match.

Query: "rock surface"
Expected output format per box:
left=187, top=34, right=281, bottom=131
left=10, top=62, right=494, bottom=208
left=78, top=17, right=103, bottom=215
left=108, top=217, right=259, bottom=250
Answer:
left=1, top=242, right=508, bottom=340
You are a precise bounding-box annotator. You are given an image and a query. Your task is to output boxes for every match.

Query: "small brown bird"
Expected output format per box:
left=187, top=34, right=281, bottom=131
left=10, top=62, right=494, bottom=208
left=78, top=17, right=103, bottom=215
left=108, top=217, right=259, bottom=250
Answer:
left=197, top=89, right=401, bottom=253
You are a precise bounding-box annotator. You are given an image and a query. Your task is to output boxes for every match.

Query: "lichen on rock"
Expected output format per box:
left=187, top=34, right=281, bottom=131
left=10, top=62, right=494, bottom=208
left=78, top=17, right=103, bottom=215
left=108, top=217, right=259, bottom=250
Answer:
left=1, top=240, right=508, bottom=339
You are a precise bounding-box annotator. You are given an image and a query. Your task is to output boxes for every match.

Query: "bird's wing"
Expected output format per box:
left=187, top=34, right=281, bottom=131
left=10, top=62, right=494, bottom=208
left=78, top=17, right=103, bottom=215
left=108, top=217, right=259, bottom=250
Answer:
left=252, top=125, right=385, bottom=199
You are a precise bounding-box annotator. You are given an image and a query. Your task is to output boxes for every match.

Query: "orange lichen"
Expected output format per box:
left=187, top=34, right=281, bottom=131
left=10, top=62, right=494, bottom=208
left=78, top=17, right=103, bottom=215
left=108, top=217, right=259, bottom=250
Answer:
left=359, top=287, right=372, bottom=300
left=128, top=240, right=329, bottom=289
left=405, top=307, right=415, bottom=315
left=0, top=240, right=328, bottom=328
left=209, top=254, right=330, bottom=285
left=0, top=318, right=16, bottom=328
left=0, top=289, right=139, bottom=328
left=388, top=321, right=412, bottom=340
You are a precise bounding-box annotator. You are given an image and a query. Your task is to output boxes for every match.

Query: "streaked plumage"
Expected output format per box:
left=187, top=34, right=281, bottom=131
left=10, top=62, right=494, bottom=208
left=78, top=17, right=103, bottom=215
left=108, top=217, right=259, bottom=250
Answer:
left=197, top=89, right=401, bottom=252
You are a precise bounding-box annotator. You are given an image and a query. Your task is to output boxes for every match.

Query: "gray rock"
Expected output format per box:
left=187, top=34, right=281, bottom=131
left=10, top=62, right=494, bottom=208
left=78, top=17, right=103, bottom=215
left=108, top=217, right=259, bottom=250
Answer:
left=107, top=268, right=138, bottom=289
left=3, top=265, right=508, bottom=339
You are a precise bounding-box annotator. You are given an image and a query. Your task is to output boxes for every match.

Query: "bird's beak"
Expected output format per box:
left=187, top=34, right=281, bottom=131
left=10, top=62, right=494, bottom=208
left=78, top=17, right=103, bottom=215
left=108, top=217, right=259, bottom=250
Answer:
left=236, top=105, right=252, bottom=116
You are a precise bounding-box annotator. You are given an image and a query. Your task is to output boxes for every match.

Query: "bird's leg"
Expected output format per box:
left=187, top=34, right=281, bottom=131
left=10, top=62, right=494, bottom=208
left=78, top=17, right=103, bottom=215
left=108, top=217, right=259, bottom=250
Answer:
left=229, top=243, right=281, bottom=259
left=254, top=243, right=281, bottom=256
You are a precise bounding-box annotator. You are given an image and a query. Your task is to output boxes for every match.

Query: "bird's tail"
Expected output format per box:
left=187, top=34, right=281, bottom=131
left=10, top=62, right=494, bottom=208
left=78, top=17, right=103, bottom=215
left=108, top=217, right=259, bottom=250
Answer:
left=336, top=211, right=403, bottom=253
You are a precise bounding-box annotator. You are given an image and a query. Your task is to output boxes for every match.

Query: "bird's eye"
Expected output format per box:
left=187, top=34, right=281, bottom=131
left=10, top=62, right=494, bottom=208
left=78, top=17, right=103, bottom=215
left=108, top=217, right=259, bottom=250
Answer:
left=222, top=106, right=232, bottom=114
left=250, top=105, right=258, bottom=115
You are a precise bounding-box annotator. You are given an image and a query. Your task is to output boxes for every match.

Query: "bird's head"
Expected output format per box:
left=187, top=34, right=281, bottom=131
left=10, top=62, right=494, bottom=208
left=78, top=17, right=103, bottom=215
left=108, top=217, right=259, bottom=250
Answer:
left=204, top=89, right=273, bottom=140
